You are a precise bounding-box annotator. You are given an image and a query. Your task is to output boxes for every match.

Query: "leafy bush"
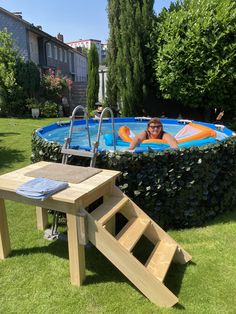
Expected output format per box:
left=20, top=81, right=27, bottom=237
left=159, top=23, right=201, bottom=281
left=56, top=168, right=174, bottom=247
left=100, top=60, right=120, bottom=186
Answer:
left=153, top=0, right=236, bottom=111
left=25, top=97, right=40, bottom=109
left=31, top=131, right=236, bottom=229
left=40, top=101, right=58, bottom=118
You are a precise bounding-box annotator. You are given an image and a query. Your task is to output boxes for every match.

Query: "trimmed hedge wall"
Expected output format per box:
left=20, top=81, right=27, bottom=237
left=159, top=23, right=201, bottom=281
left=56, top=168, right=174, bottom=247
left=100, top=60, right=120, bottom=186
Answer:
left=32, top=132, right=236, bottom=229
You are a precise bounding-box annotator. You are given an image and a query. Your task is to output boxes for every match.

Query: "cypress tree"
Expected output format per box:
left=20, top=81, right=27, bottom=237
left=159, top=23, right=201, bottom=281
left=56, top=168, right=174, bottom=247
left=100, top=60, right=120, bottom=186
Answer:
left=106, top=0, right=121, bottom=112
left=86, top=43, right=99, bottom=112
left=107, top=0, right=155, bottom=116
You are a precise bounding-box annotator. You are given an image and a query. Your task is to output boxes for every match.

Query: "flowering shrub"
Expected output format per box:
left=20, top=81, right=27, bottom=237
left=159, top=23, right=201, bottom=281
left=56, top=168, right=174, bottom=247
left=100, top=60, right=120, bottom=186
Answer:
left=41, top=68, right=73, bottom=102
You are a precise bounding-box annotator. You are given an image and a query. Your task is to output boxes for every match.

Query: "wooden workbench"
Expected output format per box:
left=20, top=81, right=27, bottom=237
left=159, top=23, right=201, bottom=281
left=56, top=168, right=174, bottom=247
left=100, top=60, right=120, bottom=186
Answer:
left=0, top=161, right=120, bottom=286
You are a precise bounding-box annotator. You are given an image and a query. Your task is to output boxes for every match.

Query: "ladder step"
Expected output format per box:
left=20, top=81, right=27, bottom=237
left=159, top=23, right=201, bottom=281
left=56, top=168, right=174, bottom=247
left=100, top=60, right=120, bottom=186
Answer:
left=61, top=147, right=93, bottom=158
left=116, top=217, right=150, bottom=252
left=91, top=195, right=129, bottom=225
left=145, top=241, right=177, bottom=282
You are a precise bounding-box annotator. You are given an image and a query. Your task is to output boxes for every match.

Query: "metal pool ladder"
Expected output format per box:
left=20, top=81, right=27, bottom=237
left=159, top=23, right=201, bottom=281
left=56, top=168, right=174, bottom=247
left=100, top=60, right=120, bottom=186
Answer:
left=61, top=105, right=116, bottom=167
left=90, top=106, right=116, bottom=167
left=61, top=105, right=92, bottom=165
left=44, top=105, right=116, bottom=240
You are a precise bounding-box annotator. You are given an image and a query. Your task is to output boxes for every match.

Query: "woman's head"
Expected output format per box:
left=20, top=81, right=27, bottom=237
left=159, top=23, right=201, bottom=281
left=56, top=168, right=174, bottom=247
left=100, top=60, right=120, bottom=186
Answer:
left=147, top=118, right=163, bottom=137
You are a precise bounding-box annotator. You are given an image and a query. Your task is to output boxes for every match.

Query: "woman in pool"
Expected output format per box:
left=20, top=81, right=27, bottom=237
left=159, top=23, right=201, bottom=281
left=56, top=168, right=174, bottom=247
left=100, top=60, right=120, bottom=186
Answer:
left=128, top=117, right=178, bottom=150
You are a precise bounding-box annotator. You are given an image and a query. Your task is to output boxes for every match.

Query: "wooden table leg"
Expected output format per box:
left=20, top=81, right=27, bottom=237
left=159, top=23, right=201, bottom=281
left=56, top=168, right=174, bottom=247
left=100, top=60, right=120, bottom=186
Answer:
left=0, top=198, right=11, bottom=259
left=36, top=207, right=48, bottom=230
left=66, top=212, right=85, bottom=286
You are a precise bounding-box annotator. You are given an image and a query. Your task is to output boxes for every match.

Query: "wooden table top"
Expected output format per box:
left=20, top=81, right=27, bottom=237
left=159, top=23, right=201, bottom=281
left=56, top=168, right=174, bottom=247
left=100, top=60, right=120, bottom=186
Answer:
left=0, top=162, right=120, bottom=213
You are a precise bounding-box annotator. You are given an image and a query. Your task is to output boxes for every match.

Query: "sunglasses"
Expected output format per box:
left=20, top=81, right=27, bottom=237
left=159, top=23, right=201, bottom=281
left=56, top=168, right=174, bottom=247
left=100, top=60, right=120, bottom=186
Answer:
left=149, top=125, right=162, bottom=129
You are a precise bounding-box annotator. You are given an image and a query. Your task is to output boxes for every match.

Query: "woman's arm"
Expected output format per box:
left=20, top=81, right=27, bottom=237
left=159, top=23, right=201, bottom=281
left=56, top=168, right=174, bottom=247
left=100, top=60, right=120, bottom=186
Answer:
left=128, top=132, right=146, bottom=150
left=163, top=133, right=178, bottom=148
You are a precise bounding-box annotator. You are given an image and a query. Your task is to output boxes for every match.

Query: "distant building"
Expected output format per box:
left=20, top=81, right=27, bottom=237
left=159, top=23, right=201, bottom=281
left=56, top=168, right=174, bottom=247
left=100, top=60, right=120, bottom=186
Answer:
left=101, top=43, right=107, bottom=63
left=67, top=38, right=107, bottom=63
left=98, top=65, right=108, bottom=103
left=0, top=6, right=88, bottom=83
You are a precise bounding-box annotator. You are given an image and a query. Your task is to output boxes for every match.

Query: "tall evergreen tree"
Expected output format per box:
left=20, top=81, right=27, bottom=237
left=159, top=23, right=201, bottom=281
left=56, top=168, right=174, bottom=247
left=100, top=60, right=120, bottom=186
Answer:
left=106, top=0, right=155, bottom=116
left=86, top=43, right=99, bottom=112
left=106, top=0, right=121, bottom=112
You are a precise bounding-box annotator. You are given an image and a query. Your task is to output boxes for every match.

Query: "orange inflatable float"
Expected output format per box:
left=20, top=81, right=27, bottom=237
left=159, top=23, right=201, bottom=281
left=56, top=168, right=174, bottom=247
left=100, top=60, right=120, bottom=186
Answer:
left=118, top=123, right=216, bottom=144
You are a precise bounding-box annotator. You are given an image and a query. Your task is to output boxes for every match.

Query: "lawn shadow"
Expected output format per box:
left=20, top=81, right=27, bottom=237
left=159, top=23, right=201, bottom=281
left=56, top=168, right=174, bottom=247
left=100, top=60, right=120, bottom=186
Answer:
left=165, top=261, right=196, bottom=310
left=9, top=238, right=128, bottom=285
left=84, top=243, right=128, bottom=284
left=9, top=238, right=68, bottom=260
left=9, top=228, right=193, bottom=305
left=0, top=132, right=20, bottom=137
left=0, top=146, right=25, bottom=169
left=204, top=208, right=236, bottom=227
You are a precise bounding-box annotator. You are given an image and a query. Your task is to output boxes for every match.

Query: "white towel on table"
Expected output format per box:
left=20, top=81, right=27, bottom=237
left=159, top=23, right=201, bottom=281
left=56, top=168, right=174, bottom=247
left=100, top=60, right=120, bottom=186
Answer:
left=16, top=177, right=68, bottom=201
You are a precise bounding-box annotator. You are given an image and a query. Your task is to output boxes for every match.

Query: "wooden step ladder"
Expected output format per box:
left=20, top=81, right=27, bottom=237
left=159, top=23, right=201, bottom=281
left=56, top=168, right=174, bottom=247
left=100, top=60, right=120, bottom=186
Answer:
left=81, top=186, right=192, bottom=308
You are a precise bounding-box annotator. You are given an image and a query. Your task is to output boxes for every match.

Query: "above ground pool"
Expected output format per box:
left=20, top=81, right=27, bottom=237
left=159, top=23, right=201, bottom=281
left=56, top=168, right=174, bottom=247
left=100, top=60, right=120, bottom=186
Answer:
left=36, top=117, right=235, bottom=152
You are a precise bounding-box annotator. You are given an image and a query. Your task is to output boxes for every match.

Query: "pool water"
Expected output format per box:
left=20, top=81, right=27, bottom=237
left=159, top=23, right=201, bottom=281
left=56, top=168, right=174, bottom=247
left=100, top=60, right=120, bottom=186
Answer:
left=40, top=121, right=182, bottom=151
left=36, top=117, right=233, bottom=152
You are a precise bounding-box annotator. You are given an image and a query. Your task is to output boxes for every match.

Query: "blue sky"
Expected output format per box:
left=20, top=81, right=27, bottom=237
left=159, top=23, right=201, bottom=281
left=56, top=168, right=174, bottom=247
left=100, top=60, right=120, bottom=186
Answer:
left=0, top=0, right=173, bottom=43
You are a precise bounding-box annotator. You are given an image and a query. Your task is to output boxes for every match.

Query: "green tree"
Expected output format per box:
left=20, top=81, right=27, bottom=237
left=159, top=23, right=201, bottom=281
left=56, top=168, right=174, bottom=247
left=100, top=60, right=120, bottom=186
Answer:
left=0, top=30, right=17, bottom=89
left=15, top=59, right=41, bottom=98
left=86, top=43, right=99, bottom=112
left=153, top=0, right=236, bottom=112
left=0, top=29, right=18, bottom=115
left=106, top=0, right=155, bottom=116
left=106, top=0, right=121, bottom=112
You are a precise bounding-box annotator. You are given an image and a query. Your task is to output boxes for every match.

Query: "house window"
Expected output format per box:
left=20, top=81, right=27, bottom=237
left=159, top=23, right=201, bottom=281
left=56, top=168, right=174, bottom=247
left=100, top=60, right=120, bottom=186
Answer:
left=68, top=52, right=72, bottom=71
left=47, top=43, right=52, bottom=58
left=54, top=45, right=58, bottom=60
left=64, top=50, right=67, bottom=63
left=59, top=48, right=63, bottom=62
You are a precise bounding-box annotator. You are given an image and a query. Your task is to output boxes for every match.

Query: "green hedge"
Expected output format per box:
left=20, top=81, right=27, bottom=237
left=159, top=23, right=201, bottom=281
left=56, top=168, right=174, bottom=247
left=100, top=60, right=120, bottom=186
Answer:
left=32, top=132, right=236, bottom=229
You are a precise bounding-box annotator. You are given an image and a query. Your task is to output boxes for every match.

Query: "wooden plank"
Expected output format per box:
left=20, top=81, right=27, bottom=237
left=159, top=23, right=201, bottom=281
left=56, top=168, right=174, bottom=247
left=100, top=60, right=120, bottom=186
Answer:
left=61, top=147, right=94, bottom=158
left=79, top=181, right=115, bottom=209
left=86, top=212, right=178, bottom=307
left=112, top=187, right=192, bottom=263
left=0, top=189, right=78, bottom=215
left=145, top=241, right=177, bottom=282
left=67, top=213, right=86, bottom=286
left=90, top=195, right=129, bottom=225
left=0, top=198, right=11, bottom=259
left=77, top=212, right=88, bottom=245
left=116, top=217, right=150, bottom=252
left=36, top=207, right=48, bottom=230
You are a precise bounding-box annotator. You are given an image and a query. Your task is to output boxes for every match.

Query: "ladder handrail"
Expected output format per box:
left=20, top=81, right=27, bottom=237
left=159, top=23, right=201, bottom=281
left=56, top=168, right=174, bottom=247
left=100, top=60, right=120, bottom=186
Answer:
left=62, top=105, right=91, bottom=164
left=90, top=107, right=116, bottom=167
left=69, top=105, right=92, bottom=147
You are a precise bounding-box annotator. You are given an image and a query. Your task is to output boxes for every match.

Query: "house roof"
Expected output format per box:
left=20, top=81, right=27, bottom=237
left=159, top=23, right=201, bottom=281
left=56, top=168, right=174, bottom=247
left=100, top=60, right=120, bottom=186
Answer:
left=67, top=39, right=102, bottom=45
left=0, top=6, right=86, bottom=57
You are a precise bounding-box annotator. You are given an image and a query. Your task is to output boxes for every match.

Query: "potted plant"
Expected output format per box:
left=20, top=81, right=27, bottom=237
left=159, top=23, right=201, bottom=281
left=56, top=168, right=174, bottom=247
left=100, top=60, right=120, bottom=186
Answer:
left=26, top=98, right=40, bottom=118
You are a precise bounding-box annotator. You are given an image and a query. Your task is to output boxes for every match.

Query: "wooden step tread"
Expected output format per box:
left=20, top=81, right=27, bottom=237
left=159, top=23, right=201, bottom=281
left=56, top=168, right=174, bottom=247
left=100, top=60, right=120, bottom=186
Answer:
left=91, top=195, right=129, bottom=225
left=116, top=217, right=150, bottom=252
left=145, top=241, right=177, bottom=282
left=61, top=147, right=93, bottom=158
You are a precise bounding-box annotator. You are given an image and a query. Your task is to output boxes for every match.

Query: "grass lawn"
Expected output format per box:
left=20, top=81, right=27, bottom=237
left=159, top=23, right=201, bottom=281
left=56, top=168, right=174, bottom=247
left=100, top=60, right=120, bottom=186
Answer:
left=0, top=117, right=236, bottom=314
